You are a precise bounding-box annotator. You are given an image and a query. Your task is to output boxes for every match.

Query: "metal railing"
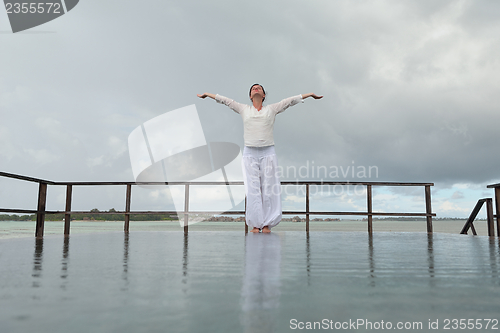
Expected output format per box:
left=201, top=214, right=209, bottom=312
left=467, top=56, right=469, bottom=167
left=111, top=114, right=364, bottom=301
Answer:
left=460, top=183, right=500, bottom=237
left=0, top=171, right=435, bottom=237
left=460, top=198, right=496, bottom=236
left=484, top=182, right=500, bottom=237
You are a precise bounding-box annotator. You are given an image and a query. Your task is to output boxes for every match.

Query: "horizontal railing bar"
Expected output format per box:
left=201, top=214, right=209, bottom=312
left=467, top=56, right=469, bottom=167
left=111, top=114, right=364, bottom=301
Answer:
left=281, top=181, right=434, bottom=186
left=52, top=181, right=435, bottom=186
left=0, top=172, right=55, bottom=185
left=487, top=183, right=500, bottom=188
left=0, top=208, right=38, bottom=214
left=1, top=170, right=434, bottom=187
left=51, top=181, right=244, bottom=186
left=17, top=210, right=181, bottom=215
left=282, top=211, right=436, bottom=216
left=20, top=210, right=243, bottom=215
left=3, top=179, right=434, bottom=187
left=40, top=181, right=142, bottom=186
left=1, top=208, right=435, bottom=217
left=372, top=212, right=436, bottom=216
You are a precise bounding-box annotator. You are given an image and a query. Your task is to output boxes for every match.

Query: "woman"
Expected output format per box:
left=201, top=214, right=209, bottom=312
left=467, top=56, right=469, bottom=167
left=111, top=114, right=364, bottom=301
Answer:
left=198, top=84, right=322, bottom=233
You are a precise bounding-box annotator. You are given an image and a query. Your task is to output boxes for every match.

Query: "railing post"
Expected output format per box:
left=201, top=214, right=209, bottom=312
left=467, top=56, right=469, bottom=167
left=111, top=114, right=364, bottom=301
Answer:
left=486, top=198, right=494, bottom=237
left=124, top=184, right=131, bottom=233
left=35, top=183, right=47, bottom=238
left=495, top=188, right=500, bottom=237
left=306, top=184, right=309, bottom=233
left=184, top=184, right=189, bottom=233
left=367, top=185, right=372, bottom=233
left=425, top=185, right=433, bottom=233
left=64, top=185, right=72, bottom=236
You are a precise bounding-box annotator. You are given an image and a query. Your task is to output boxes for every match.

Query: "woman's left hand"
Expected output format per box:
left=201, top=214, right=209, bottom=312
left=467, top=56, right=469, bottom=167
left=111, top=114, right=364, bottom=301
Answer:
left=302, top=93, right=323, bottom=99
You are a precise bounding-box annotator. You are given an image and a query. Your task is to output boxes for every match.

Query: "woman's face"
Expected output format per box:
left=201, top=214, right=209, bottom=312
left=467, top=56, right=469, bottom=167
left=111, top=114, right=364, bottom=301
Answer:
left=250, top=85, right=265, bottom=101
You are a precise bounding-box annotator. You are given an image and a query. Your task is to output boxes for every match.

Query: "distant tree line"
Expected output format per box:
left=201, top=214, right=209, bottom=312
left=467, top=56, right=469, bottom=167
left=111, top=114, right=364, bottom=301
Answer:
left=0, top=214, right=32, bottom=221
left=0, top=208, right=178, bottom=221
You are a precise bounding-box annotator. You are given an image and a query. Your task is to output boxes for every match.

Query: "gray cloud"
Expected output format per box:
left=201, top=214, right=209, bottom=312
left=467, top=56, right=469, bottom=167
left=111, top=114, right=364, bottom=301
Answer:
left=451, top=191, right=465, bottom=200
left=1, top=0, right=500, bottom=215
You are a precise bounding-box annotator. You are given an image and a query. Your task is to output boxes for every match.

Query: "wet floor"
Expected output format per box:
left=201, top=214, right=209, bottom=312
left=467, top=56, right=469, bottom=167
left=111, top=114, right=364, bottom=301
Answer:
left=1, top=231, right=499, bottom=332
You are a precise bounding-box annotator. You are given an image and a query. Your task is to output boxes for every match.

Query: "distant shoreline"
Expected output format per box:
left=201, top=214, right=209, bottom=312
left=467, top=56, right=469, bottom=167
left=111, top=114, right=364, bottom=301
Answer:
left=0, top=217, right=482, bottom=222
left=0, top=209, right=482, bottom=222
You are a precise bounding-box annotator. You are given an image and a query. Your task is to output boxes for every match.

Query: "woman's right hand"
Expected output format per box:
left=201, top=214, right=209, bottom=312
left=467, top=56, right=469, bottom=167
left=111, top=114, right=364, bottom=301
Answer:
left=197, top=93, right=216, bottom=99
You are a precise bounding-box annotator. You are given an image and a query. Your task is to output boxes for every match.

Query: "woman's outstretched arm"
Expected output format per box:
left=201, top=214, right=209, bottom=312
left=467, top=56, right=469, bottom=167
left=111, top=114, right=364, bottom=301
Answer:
left=301, top=93, right=323, bottom=99
left=197, top=93, right=244, bottom=114
left=197, top=93, right=216, bottom=99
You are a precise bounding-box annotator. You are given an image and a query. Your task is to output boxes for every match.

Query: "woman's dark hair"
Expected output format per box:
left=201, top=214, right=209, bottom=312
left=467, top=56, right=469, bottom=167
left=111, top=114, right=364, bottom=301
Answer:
left=249, top=83, right=266, bottom=102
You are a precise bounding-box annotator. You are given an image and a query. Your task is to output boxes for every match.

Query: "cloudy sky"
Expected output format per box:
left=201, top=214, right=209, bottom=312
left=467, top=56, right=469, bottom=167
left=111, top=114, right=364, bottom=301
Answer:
left=1, top=0, right=500, bottom=220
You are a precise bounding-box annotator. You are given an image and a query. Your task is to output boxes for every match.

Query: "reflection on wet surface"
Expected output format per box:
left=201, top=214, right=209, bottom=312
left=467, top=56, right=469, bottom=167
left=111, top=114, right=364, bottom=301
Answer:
left=32, top=238, right=43, bottom=289
left=1, top=231, right=499, bottom=332
left=368, top=234, right=375, bottom=286
left=182, top=232, right=188, bottom=287
left=427, top=233, right=435, bottom=279
left=60, top=237, right=69, bottom=291
left=241, top=233, right=281, bottom=332
left=122, top=233, right=129, bottom=290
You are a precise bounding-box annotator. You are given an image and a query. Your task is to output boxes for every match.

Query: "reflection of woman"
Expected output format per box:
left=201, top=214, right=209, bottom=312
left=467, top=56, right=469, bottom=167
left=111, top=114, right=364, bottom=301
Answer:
left=198, top=85, right=322, bottom=233
left=240, top=232, right=282, bottom=331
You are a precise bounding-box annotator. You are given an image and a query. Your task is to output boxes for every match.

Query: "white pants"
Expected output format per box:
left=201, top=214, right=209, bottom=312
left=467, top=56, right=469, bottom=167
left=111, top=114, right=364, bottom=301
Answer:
left=242, top=145, right=282, bottom=229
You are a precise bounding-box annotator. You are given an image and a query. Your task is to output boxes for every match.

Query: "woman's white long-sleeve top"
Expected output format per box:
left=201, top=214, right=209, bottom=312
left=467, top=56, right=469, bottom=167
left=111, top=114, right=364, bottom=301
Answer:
left=215, top=94, right=303, bottom=147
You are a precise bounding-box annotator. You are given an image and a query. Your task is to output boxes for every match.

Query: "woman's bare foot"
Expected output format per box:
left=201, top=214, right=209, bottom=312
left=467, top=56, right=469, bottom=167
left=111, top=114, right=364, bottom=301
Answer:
left=262, top=226, right=271, bottom=233
left=251, top=227, right=260, bottom=233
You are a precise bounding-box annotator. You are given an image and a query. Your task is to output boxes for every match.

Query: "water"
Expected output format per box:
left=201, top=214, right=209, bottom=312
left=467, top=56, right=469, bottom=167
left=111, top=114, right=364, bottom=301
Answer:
left=0, top=219, right=492, bottom=239
left=1, top=229, right=499, bottom=333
